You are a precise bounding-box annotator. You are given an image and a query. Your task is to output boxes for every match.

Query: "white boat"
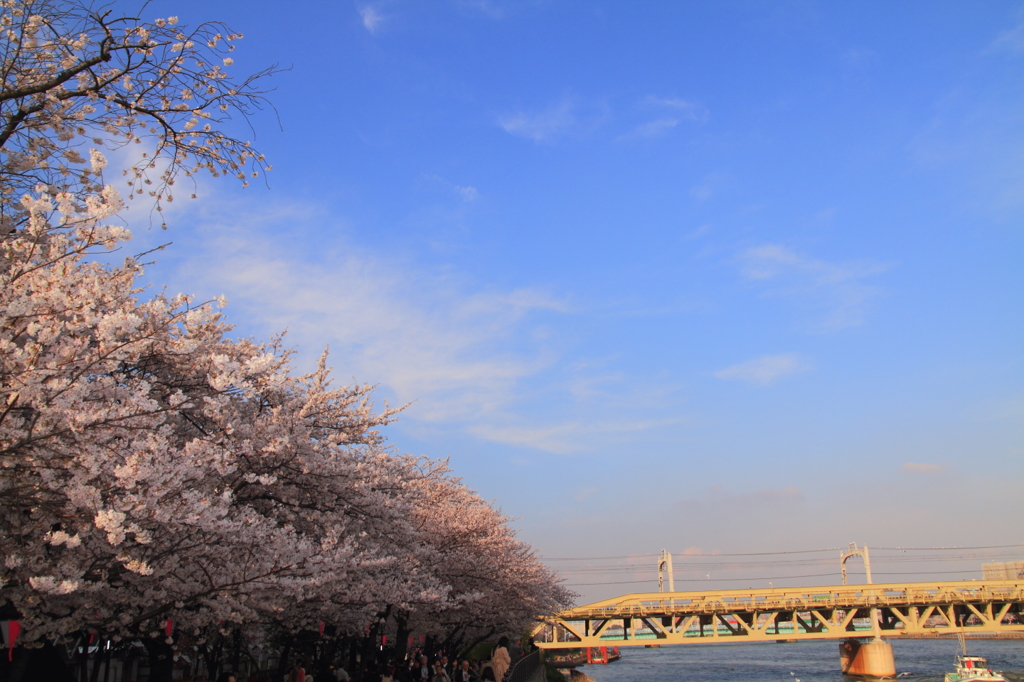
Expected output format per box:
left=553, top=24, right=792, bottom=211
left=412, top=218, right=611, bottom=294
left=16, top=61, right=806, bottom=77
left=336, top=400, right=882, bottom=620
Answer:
left=944, top=634, right=1006, bottom=682
left=944, top=651, right=1006, bottom=682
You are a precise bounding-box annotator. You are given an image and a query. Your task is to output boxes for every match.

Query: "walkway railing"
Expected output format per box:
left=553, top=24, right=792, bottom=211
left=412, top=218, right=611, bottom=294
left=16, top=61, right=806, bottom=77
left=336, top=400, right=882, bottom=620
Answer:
left=505, top=650, right=543, bottom=682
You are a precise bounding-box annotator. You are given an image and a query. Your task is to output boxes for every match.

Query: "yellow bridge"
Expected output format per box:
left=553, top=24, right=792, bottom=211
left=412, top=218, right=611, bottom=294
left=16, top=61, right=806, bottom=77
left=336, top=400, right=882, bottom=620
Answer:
left=534, top=580, right=1024, bottom=649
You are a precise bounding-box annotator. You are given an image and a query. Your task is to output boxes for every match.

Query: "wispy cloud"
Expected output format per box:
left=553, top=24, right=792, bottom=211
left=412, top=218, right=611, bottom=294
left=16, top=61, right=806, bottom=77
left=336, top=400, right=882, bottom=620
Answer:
left=498, top=100, right=577, bottom=142
left=689, top=173, right=724, bottom=201
left=714, top=353, right=810, bottom=386
left=738, top=244, right=891, bottom=331
left=988, top=21, right=1024, bottom=53
left=171, top=207, right=568, bottom=429
left=684, top=224, right=711, bottom=240
left=644, top=96, right=709, bottom=123
left=620, top=96, right=708, bottom=140
left=469, top=416, right=676, bottom=455
left=358, top=5, right=385, bottom=34
left=456, top=0, right=507, bottom=18
left=901, top=462, right=944, bottom=474
left=621, top=117, right=680, bottom=140
left=423, top=174, right=479, bottom=202
left=155, top=198, right=685, bottom=454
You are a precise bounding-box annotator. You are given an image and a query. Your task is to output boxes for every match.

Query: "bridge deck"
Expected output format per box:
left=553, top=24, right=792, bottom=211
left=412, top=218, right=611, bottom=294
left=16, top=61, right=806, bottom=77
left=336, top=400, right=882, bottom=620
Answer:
left=535, top=580, right=1024, bottom=648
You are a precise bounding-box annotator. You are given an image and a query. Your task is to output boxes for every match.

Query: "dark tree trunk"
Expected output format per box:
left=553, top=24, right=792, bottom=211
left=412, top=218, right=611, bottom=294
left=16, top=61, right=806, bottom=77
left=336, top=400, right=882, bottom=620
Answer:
left=424, top=635, right=436, bottom=661
left=360, top=607, right=392, bottom=679
left=275, top=635, right=293, bottom=682
left=393, top=611, right=411, bottom=664
left=316, top=633, right=338, bottom=682
left=230, top=628, right=242, bottom=675
left=438, top=626, right=462, bottom=658
left=143, top=637, right=175, bottom=682
left=201, top=635, right=223, bottom=681
left=347, top=636, right=359, bottom=679
left=461, top=628, right=495, bottom=658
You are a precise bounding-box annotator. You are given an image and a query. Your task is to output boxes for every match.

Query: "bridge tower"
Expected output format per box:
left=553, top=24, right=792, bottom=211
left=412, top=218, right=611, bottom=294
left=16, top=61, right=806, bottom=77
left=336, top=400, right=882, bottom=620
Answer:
left=657, top=550, right=674, bottom=593
left=838, top=543, right=895, bottom=678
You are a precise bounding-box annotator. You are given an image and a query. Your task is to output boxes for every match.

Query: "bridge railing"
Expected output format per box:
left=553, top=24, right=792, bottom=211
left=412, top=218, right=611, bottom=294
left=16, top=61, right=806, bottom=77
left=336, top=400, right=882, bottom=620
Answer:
left=531, top=579, right=1024, bottom=648
left=505, top=650, right=543, bottom=682
left=558, top=580, right=1024, bottom=618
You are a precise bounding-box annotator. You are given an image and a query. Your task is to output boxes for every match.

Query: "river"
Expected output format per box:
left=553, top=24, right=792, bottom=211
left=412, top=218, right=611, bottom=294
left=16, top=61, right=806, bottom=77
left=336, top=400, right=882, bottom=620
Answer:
left=578, top=639, right=1024, bottom=682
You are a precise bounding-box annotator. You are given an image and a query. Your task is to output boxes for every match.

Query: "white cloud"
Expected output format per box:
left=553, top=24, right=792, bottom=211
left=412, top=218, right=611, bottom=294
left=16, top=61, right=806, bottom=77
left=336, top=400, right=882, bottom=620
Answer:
left=989, top=22, right=1024, bottom=53
left=738, top=244, right=892, bottom=331
left=901, top=462, right=944, bottom=474
left=620, top=118, right=680, bottom=140
left=456, top=0, right=506, bottom=18
left=169, top=211, right=568, bottom=429
left=455, top=185, right=478, bottom=202
left=498, top=100, right=576, bottom=142
left=156, top=200, right=686, bottom=454
left=644, top=96, right=709, bottom=123
left=619, top=97, right=709, bottom=141
left=358, top=5, right=384, bottom=34
left=714, top=353, right=810, bottom=386
left=684, top=224, right=711, bottom=240
left=689, top=173, right=724, bottom=201
left=422, top=174, right=479, bottom=202
left=468, top=416, right=676, bottom=455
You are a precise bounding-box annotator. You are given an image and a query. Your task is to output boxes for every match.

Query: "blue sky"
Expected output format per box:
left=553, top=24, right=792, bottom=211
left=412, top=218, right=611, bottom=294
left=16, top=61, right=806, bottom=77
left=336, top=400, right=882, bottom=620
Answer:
left=125, top=0, right=1023, bottom=602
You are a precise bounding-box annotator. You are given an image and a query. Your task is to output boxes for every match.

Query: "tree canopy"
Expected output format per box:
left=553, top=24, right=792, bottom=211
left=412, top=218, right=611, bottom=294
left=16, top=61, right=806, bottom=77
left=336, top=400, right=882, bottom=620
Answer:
left=0, top=1, right=572, bottom=679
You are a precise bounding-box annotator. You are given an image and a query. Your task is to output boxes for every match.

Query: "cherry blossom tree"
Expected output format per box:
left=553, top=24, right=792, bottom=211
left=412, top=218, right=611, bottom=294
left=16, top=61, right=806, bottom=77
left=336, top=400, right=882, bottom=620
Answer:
left=0, top=196, right=571, bottom=677
left=0, top=190, right=406, bottom=670
left=0, top=0, right=276, bottom=232
left=0, top=3, right=572, bottom=681
left=395, top=467, right=574, bottom=657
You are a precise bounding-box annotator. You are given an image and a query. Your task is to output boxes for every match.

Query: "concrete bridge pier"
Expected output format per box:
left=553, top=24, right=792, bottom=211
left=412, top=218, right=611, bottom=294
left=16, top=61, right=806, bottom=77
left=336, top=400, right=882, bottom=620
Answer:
left=839, top=638, right=896, bottom=678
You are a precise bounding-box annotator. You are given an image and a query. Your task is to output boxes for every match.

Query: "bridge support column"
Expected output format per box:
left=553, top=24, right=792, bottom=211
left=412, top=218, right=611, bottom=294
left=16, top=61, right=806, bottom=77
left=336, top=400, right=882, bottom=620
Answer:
left=839, top=638, right=895, bottom=678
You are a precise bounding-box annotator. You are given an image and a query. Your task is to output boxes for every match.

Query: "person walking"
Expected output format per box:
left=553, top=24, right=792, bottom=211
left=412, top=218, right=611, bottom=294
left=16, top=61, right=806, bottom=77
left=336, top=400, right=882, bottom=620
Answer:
left=488, top=638, right=511, bottom=682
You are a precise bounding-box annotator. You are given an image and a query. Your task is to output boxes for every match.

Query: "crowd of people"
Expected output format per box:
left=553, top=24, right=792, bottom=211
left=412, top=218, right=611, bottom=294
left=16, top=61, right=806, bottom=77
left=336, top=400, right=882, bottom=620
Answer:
left=181, top=634, right=537, bottom=682
left=396, top=637, right=528, bottom=682
left=284, top=637, right=534, bottom=682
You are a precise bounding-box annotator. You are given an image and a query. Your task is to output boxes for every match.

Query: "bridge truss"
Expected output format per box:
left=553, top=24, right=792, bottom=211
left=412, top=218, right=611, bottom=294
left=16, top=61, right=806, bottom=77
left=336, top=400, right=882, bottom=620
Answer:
left=534, top=580, right=1024, bottom=648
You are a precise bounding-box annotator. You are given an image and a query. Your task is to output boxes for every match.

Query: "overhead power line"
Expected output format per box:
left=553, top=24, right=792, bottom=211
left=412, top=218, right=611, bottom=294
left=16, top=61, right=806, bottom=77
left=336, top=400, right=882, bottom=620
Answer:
left=545, top=547, right=840, bottom=561
left=545, top=543, right=1023, bottom=562
left=873, top=544, right=1024, bottom=551
left=562, top=568, right=995, bottom=588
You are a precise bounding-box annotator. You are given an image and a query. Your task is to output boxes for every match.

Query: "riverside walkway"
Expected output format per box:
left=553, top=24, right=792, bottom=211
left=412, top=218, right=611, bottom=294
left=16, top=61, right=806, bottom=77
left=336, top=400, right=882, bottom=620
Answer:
left=533, top=580, right=1024, bottom=648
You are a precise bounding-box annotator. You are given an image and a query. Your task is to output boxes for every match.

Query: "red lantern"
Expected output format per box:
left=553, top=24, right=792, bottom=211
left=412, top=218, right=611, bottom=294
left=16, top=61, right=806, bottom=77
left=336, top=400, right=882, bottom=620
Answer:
left=1, top=621, right=20, bottom=661
left=164, top=620, right=174, bottom=638
left=319, top=621, right=325, bottom=637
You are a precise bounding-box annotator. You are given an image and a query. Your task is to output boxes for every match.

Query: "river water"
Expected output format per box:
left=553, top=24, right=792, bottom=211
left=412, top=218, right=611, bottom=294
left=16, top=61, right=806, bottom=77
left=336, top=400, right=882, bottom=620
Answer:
left=579, top=640, right=1024, bottom=682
